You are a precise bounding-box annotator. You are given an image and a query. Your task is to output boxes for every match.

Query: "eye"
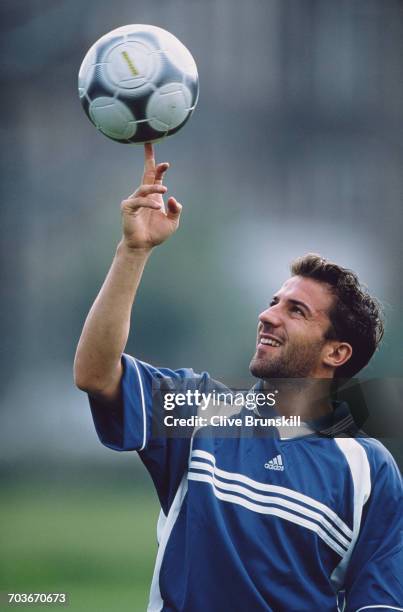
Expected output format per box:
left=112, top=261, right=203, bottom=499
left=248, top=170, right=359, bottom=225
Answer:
left=291, top=305, right=305, bottom=316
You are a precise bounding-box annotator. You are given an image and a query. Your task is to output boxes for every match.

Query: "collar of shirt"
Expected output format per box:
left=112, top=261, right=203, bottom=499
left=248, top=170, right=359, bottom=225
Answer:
left=248, top=379, right=358, bottom=439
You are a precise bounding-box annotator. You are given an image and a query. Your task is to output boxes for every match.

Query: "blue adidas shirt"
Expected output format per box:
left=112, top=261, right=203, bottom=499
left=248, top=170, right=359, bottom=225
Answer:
left=89, top=354, right=403, bottom=612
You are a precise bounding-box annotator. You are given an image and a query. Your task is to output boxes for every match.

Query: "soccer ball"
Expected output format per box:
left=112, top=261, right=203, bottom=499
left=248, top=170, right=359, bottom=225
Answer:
left=78, top=24, right=199, bottom=144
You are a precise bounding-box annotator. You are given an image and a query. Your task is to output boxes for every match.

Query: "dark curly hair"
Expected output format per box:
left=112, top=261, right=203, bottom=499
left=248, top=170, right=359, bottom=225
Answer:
left=290, top=253, right=384, bottom=379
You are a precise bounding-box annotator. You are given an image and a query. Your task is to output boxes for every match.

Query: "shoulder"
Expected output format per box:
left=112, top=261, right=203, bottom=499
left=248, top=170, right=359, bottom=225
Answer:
left=354, top=437, right=401, bottom=474
left=123, top=353, right=198, bottom=379
left=332, top=436, right=402, bottom=507
left=353, top=438, right=403, bottom=502
left=335, top=434, right=400, bottom=472
left=122, top=353, right=210, bottom=387
left=122, top=353, right=229, bottom=394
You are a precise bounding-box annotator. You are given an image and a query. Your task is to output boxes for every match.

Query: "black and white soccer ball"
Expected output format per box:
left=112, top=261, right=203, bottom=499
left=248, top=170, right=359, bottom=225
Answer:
left=78, top=24, right=199, bottom=144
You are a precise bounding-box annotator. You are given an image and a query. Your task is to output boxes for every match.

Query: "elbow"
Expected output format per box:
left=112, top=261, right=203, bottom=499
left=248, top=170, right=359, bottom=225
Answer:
left=73, top=354, right=121, bottom=398
left=73, top=367, right=91, bottom=393
left=74, top=373, right=91, bottom=393
left=73, top=355, right=96, bottom=393
left=74, top=370, right=104, bottom=396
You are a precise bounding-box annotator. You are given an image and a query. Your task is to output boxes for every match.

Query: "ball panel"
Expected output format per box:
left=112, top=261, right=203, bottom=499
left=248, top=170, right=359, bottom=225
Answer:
left=89, top=97, right=137, bottom=140
left=104, top=41, right=159, bottom=92
left=146, top=83, right=192, bottom=132
left=151, top=51, right=187, bottom=90
left=78, top=47, right=96, bottom=98
left=183, top=74, right=199, bottom=103
left=160, top=32, right=198, bottom=78
left=94, top=35, right=125, bottom=64
left=86, top=64, right=115, bottom=99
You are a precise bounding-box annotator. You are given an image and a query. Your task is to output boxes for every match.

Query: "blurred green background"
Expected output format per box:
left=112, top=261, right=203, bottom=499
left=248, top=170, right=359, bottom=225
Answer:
left=1, top=0, right=402, bottom=610
left=1, top=475, right=158, bottom=612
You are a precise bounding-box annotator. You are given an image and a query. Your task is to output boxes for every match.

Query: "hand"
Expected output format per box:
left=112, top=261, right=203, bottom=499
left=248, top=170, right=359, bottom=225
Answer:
left=120, top=143, right=182, bottom=251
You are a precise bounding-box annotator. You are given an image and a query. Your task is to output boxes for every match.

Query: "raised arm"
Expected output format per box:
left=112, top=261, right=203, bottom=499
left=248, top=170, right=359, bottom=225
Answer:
left=73, top=143, right=182, bottom=401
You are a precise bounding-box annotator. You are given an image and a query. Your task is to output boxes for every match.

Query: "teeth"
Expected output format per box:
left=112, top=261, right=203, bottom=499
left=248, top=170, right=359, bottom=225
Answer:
left=260, top=337, right=281, bottom=347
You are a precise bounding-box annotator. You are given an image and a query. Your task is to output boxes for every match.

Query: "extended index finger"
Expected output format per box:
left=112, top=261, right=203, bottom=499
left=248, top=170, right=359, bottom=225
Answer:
left=142, top=142, right=156, bottom=185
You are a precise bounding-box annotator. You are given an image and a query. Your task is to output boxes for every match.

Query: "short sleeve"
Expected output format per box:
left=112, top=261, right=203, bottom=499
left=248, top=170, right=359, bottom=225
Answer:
left=88, top=353, right=211, bottom=514
left=343, top=443, right=403, bottom=611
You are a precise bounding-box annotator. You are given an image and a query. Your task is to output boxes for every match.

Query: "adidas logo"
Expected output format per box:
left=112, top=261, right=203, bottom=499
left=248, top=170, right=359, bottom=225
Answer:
left=264, top=454, right=284, bottom=471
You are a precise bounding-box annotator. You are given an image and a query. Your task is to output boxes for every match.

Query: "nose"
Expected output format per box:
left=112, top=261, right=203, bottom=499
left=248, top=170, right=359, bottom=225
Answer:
left=259, top=304, right=282, bottom=328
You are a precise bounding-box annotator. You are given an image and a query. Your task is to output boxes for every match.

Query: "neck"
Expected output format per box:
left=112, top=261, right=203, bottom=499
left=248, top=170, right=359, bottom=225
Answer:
left=263, top=378, right=334, bottom=420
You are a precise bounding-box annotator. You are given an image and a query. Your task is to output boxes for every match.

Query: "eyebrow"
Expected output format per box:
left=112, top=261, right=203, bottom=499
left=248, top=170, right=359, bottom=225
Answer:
left=271, top=295, right=313, bottom=316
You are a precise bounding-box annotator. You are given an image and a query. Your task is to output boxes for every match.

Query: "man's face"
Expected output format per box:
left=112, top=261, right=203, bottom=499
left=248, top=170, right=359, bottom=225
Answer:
left=249, top=276, right=336, bottom=380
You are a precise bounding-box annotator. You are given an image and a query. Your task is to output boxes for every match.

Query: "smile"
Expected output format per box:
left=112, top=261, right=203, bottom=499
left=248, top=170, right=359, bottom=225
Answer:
left=259, top=337, right=282, bottom=347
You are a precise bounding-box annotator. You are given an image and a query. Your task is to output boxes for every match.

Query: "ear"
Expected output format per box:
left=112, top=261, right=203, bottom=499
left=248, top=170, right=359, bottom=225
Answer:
left=323, top=341, right=353, bottom=371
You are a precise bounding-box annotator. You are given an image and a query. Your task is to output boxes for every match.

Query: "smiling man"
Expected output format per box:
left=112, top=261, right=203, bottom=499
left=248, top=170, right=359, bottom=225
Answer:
left=74, top=145, right=403, bottom=612
left=251, top=274, right=351, bottom=381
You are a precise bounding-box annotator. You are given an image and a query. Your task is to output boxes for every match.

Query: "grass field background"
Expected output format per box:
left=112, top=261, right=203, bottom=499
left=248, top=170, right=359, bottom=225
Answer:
left=0, top=480, right=159, bottom=612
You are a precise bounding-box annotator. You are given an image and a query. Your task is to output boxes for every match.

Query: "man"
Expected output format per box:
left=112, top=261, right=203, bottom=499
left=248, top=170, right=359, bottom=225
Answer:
left=74, top=144, right=403, bottom=612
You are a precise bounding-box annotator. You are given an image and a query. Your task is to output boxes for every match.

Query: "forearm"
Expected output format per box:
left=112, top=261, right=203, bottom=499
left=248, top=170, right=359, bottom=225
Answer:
left=74, top=143, right=181, bottom=396
left=74, top=241, right=151, bottom=395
